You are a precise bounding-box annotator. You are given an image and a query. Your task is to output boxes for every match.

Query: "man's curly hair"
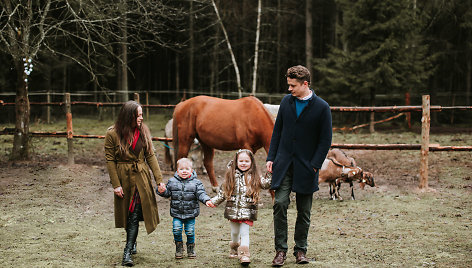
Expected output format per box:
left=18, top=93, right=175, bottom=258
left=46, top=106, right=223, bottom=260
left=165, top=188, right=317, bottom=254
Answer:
left=286, top=65, right=310, bottom=85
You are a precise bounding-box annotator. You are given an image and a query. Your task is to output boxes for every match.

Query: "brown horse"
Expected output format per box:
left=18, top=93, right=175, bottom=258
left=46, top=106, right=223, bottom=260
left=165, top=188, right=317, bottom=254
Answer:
left=172, top=96, right=275, bottom=189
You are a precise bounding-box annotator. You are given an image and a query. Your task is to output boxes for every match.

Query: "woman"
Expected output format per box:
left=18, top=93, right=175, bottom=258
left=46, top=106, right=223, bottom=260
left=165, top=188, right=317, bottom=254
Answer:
left=105, top=100, right=163, bottom=266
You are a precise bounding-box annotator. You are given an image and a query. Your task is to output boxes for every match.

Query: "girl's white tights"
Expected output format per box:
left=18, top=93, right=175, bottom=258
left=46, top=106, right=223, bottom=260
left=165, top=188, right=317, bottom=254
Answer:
left=230, top=221, right=250, bottom=247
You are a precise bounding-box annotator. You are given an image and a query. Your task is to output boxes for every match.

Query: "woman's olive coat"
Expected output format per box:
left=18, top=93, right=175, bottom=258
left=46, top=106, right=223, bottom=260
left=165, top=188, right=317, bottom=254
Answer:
left=105, top=128, right=163, bottom=234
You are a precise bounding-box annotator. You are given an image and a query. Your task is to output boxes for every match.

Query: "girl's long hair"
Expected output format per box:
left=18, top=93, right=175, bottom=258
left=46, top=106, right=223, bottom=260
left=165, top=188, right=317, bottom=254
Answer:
left=223, top=149, right=262, bottom=202
left=114, top=101, right=153, bottom=156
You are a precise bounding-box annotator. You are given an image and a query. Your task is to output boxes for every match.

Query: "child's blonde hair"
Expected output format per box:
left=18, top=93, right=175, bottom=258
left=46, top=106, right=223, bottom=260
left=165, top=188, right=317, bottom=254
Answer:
left=223, top=149, right=262, bottom=202
left=177, top=158, right=193, bottom=169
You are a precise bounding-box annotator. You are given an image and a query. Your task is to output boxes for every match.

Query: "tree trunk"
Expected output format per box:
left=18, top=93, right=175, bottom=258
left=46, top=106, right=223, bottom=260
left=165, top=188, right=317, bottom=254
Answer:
left=120, top=7, right=128, bottom=103
left=188, top=0, right=194, bottom=97
left=305, top=0, right=313, bottom=75
left=467, top=56, right=471, bottom=106
left=251, top=0, right=262, bottom=95
left=467, top=25, right=471, bottom=106
left=210, top=26, right=220, bottom=97
left=62, top=63, right=67, bottom=93
left=211, top=0, right=242, bottom=98
left=175, top=54, right=180, bottom=98
left=276, top=0, right=282, bottom=93
left=11, top=60, right=30, bottom=160
left=369, top=88, right=375, bottom=133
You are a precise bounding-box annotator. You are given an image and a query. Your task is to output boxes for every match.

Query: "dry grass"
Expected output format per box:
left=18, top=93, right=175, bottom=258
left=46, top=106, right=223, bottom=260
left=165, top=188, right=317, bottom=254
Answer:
left=0, top=117, right=471, bottom=267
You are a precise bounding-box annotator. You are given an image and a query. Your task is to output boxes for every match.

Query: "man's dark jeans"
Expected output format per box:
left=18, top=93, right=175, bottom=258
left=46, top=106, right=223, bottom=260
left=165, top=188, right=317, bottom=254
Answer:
left=273, top=165, right=313, bottom=254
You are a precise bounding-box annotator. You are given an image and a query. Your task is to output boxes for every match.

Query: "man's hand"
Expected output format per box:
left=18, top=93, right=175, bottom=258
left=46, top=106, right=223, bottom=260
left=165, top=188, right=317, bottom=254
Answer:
left=114, top=186, right=124, bottom=198
left=266, top=161, right=273, bottom=173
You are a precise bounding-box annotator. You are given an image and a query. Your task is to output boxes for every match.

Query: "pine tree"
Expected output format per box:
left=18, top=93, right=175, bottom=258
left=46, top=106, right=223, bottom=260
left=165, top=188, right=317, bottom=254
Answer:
left=315, top=0, right=434, bottom=107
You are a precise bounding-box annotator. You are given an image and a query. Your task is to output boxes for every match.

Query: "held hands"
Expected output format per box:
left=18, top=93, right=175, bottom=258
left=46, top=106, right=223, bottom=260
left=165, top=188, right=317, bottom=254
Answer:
left=266, top=161, right=273, bottom=173
left=157, top=183, right=166, bottom=193
left=114, top=186, right=124, bottom=198
left=206, top=200, right=216, bottom=208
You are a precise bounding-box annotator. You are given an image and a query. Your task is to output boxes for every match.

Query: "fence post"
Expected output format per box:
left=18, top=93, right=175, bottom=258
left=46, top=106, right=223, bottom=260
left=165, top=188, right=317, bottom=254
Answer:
left=65, top=93, right=74, bottom=165
left=134, top=92, right=140, bottom=103
left=419, top=95, right=430, bottom=189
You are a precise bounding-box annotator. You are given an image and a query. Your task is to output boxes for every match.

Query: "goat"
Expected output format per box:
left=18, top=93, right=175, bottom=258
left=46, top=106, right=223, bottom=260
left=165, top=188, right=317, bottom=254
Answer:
left=327, top=148, right=356, bottom=167
left=319, top=157, right=363, bottom=200
left=324, top=149, right=375, bottom=200
left=335, top=170, right=375, bottom=200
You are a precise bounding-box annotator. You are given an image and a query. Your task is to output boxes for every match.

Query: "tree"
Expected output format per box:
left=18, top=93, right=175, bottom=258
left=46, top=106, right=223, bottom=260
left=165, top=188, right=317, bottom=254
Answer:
left=306, top=0, right=313, bottom=74
left=211, top=0, right=242, bottom=98
left=251, top=0, right=262, bottom=95
left=315, top=0, right=434, bottom=131
left=0, top=0, right=185, bottom=160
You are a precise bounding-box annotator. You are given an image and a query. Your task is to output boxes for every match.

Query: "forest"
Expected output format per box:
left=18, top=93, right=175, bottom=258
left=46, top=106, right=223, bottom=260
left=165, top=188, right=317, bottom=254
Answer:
left=1, top=3, right=471, bottom=266
left=1, top=0, right=472, bottom=159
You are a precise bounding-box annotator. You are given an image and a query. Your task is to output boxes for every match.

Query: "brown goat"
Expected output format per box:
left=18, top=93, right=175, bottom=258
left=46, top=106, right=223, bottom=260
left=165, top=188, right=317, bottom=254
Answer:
left=335, top=170, right=375, bottom=200
left=321, top=149, right=375, bottom=200
left=319, top=157, right=363, bottom=200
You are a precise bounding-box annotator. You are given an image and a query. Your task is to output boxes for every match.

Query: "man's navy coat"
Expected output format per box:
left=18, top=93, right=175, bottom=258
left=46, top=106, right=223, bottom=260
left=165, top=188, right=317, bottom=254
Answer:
left=267, top=92, right=332, bottom=194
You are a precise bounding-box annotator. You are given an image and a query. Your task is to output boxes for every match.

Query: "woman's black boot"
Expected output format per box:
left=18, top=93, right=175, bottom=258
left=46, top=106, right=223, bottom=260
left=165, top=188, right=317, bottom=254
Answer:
left=122, top=205, right=141, bottom=266
left=131, top=241, right=137, bottom=255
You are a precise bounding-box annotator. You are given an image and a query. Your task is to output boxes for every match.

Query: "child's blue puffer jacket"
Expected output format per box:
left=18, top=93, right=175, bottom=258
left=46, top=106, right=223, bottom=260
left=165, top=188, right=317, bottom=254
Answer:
left=157, top=171, right=210, bottom=219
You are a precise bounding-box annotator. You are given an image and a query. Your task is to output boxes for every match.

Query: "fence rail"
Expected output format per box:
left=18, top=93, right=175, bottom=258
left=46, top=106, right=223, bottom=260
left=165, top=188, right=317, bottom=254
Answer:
left=1, top=93, right=471, bottom=189
left=2, top=100, right=472, bottom=112
left=1, top=127, right=468, bottom=151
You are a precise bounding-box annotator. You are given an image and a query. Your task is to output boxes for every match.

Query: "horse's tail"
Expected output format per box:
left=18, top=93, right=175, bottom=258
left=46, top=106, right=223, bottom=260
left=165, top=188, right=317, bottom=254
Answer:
left=172, top=114, right=179, bottom=169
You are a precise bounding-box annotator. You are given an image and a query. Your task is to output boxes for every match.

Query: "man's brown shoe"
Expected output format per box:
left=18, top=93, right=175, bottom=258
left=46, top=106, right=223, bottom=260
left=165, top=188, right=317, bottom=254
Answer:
left=272, top=251, right=287, bottom=267
left=295, top=251, right=309, bottom=264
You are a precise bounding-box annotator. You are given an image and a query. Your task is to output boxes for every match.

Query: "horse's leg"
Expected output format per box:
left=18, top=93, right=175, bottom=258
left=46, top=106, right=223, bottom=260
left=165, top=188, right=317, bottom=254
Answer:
left=175, top=128, right=193, bottom=162
left=200, top=143, right=218, bottom=192
left=176, top=140, right=192, bottom=160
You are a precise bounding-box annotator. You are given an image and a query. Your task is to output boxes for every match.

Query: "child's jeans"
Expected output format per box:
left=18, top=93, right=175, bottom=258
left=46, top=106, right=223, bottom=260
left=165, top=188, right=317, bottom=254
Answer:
left=173, top=217, right=196, bottom=244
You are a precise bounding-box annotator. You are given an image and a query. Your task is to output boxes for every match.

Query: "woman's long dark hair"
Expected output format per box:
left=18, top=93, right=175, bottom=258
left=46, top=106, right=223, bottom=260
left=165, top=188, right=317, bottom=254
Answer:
left=114, top=101, right=153, bottom=156
left=223, top=149, right=262, bottom=202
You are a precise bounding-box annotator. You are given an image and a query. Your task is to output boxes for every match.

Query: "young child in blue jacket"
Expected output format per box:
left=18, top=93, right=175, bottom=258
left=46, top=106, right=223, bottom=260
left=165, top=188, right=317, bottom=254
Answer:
left=156, top=157, right=214, bottom=259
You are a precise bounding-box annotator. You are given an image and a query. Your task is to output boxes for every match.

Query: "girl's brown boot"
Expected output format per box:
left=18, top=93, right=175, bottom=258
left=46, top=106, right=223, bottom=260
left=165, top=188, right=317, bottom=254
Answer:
left=238, top=245, right=250, bottom=265
left=229, top=242, right=239, bottom=258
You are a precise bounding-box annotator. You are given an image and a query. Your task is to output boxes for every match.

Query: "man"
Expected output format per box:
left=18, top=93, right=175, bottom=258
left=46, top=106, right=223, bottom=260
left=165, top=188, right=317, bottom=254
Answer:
left=266, top=65, right=332, bottom=266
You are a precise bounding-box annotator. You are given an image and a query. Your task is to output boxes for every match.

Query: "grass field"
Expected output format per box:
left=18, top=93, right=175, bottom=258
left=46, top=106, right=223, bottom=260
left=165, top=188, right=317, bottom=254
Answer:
left=0, top=115, right=471, bottom=267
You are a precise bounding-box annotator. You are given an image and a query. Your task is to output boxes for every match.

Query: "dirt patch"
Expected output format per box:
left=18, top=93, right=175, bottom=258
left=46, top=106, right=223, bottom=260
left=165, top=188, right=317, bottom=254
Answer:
left=1, top=133, right=471, bottom=267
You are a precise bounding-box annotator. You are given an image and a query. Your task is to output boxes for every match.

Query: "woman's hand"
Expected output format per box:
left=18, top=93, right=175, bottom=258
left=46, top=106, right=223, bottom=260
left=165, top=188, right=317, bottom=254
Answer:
left=157, top=183, right=166, bottom=193
left=114, top=186, right=124, bottom=198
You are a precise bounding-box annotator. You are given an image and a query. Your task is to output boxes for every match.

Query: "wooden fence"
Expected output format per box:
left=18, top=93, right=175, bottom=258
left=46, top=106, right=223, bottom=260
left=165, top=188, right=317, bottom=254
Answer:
left=1, top=93, right=472, bottom=189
